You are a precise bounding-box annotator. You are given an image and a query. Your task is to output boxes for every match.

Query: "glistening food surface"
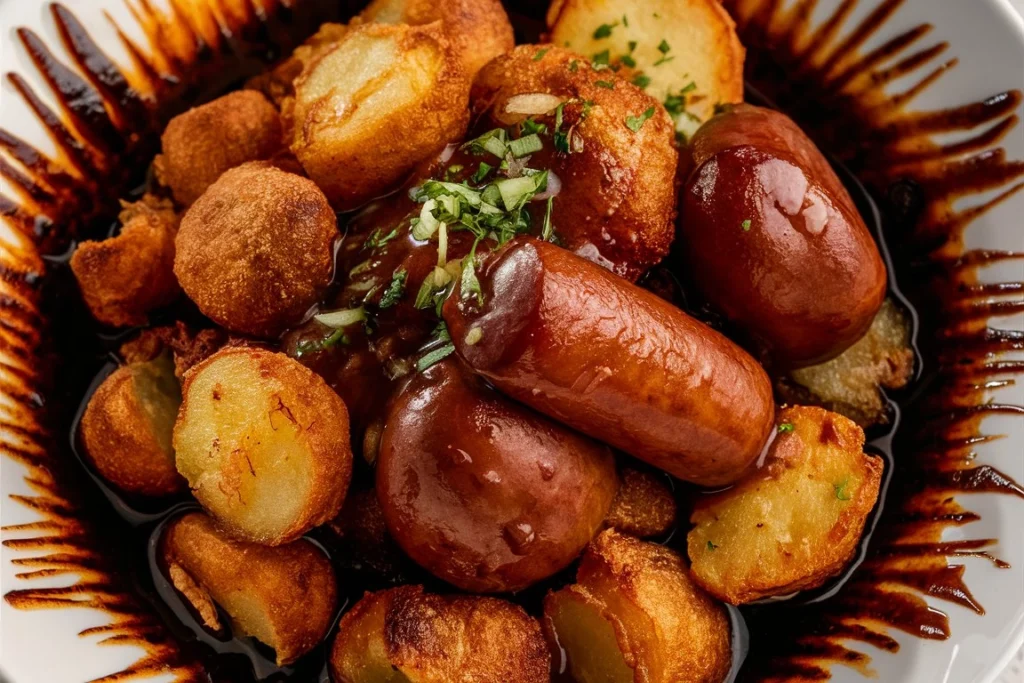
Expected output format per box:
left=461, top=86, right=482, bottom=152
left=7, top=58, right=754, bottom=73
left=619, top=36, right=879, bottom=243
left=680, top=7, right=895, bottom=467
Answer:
left=0, top=0, right=1022, bottom=682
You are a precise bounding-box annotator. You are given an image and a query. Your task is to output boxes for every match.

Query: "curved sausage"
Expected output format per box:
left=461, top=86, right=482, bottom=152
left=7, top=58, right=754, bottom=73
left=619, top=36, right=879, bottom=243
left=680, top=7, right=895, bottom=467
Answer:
left=442, top=237, right=774, bottom=487
left=680, top=103, right=886, bottom=369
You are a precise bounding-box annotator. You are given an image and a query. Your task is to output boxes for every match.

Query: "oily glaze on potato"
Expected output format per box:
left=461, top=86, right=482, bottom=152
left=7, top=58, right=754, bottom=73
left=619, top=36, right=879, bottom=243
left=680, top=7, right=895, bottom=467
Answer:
left=174, top=162, right=338, bottom=338
left=603, top=467, right=677, bottom=539
left=155, top=90, right=283, bottom=206
left=471, top=45, right=678, bottom=281
left=688, top=406, right=884, bottom=604
left=544, top=529, right=731, bottom=683
left=161, top=512, right=337, bottom=665
left=173, top=347, right=352, bottom=545
left=79, top=353, right=185, bottom=497
left=291, top=22, right=471, bottom=210
left=330, top=585, right=550, bottom=683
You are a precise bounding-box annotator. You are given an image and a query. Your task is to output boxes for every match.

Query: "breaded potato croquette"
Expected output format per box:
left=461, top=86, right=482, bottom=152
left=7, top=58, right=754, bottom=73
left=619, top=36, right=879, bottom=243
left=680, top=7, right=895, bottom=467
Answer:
left=603, top=468, right=677, bottom=538
left=79, top=353, right=185, bottom=497
left=471, top=46, right=678, bottom=281
left=155, top=90, right=283, bottom=205
left=290, top=22, right=471, bottom=210
left=161, top=512, right=337, bottom=666
left=70, top=197, right=180, bottom=327
left=688, top=407, right=884, bottom=604
left=174, top=162, right=338, bottom=338
left=330, top=585, right=550, bottom=683
left=173, top=347, right=352, bottom=545
left=544, top=529, right=731, bottom=683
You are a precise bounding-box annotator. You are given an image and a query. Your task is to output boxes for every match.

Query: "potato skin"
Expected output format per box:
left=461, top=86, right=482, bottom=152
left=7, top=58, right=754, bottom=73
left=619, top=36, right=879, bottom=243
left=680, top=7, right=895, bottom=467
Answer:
left=330, top=585, right=550, bottom=683
left=173, top=346, right=352, bottom=545
left=291, top=22, right=471, bottom=210
left=79, top=354, right=185, bottom=497
left=161, top=512, right=337, bottom=666
left=471, top=45, right=678, bottom=281
left=174, top=162, right=338, bottom=338
left=443, top=237, right=775, bottom=488
left=688, top=406, right=884, bottom=604
left=377, top=359, right=618, bottom=592
left=680, top=104, right=887, bottom=368
left=543, top=529, right=731, bottom=683
left=156, top=90, right=283, bottom=206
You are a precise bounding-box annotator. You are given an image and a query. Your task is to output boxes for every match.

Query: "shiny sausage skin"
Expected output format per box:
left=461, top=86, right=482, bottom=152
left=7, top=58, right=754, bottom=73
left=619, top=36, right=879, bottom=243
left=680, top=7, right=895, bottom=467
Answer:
left=680, top=104, right=886, bottom=369
left=442, top=238, right=775, bottom=488
left=376, top=358, right=618, bottom=593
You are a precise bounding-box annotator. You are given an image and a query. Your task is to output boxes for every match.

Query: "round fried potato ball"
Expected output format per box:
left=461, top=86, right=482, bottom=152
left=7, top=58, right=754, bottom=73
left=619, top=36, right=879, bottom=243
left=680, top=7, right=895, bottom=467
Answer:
left=161, top=512, right=337, bottom=666
left=174, top=162, right=338, bottom=338
left=79, top=353, right=185, bottom=497
left=156, top=90, right=283, bottom=206
left=290, top=21, right=471, bottom=210
left=330, top=585, right=550, bottom=683
left=173, top=347, right=352, bottom=545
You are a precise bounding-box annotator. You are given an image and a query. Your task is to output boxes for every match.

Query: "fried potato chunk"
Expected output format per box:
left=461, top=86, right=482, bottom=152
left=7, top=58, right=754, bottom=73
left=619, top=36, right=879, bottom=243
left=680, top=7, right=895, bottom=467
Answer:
left=173, top=347, right=352, bottom=545
left=777, top=299, right=915, bottom=427
left=155, top=90, right=283, bottom=206
left=79, top=352, right=185, bottom=497
left=471, top=46, right=678, bottom=280
left=291, top=22, right=471, bottom=210
left=70, top=196, right=180, bottom=327
left=174, top=162, right=338, bottom=338
left=161, top=512, right=337, bottom=665
left=688, top=406, right=884, bottom=604
left=246, top=23, right=351, bottom=109
left=330, top=585, right=550, bottom=683
left=547, top=0, right=744, bottom=137
left=603, top=467, right=677, bottom=538
left=544, top=529, right=731, bottom=683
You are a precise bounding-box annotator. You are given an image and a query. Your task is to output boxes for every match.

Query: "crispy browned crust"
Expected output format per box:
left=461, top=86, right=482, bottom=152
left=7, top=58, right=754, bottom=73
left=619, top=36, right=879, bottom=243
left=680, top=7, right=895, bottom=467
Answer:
left=331, top=586, right=550, bottom=683
left=174, top=162, right=338, bottom=338
left=161, top=512, right=337, bottom=665
left=119, top=322, right=228, bottom=379
left=544, top=529, right=731, bottom=683
left=155, top=90, right=283, bottom=205
left=688, top=406, right=884, bottom=604
left=70, top=197, right=180, bottom=328
left=174, top=346, right=352, bottom=545
left=603, top=467, right=677, bottom=538
left=471, top=45, right=678, bottom=281
left=246, top=22, right=351, bottom=110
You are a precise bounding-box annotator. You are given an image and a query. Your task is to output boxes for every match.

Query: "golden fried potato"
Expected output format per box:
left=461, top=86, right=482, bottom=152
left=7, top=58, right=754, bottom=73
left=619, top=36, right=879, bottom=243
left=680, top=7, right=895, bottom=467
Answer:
left=547, top=0, right=744, bottom=137
left=544, top=529, right=731, bottom=683
left=70, top=197, right=180, bottom=327
left=291, top=22, right=471, bottom=210
left=79, top=353, right=185, bottom=497
left=603, top=467, right=677, bottom=538
left=778, top=299, right=915, bottom=427
left=688, top=406, right=884, bottom=604
left=471, top=45, right=678, bottom=280
left=246, top=23, right=351, bottom=109
left=330, top=586, right=550, bottom=683
left=174, top=162, right=338, bottom=338
left=155, top=90, right=283, bottom=205
left=173, top=347, right=352, bottom=545
left=161, top=512, right=337, bottom=665
left=119, top=323, right=228, bottom=380
left=360, top=0, right=514, bottom=77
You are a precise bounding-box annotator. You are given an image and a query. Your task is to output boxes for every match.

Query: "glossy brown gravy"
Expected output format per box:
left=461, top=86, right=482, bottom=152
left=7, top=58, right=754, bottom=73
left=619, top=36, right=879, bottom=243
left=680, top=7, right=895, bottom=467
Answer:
left=1, top=1, right=1022, bottom=682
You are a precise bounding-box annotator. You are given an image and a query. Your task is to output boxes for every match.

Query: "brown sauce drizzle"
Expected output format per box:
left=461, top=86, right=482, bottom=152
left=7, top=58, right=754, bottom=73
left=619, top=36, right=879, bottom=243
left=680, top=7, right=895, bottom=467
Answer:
left=0, top=0, right=1022, bottom=681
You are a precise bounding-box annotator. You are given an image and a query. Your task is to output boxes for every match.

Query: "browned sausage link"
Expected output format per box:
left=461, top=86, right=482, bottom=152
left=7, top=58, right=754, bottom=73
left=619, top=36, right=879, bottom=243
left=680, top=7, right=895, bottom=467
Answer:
left=442, top=237, right=775, bottom=488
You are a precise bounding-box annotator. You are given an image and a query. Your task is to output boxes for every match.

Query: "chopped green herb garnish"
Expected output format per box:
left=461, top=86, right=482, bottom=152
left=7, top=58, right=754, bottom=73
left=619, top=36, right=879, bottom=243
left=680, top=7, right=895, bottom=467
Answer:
left=509, top=133, right=543, bottom=158
left=594, top=80, right=616, bottom=89
left=653, top=55, right=675, bottom=66
left=460, top=238, right=483, bottom=304
left=444, top=164, right=463, bottom=180
left=542, top=196, right=555, bottom=242
left=620, top=54, right=637, bottom=68
left=568, top=59, right=579, bottom=72
left=741, top=219, right=752, bottom=232
left=593, top=22, right=617, bottom=39
left=378, top=269, right=407, bottom=309
left=364, top=227, right=399, bottom=250
left=707, top=541, right=719, bottom=551
left=533, top=47, right=549, bottom=61
left=521, top=118, right=547, bottom=136
left=834, top=477, right=853, bottom=501
left=632, top=74, right=651, bottom=89
left=295, top=328, right=348, bottom=358
left=462, top=127, right=508, bottom=159
left=680, top=81, right=697, bottom=94
left=628, top=40, right=637, bottom=53
left=416, top=343, right=455, bottom=372
left=592, top=49, right=611, bottom=67
left=496, top=171, right=548, bottom=210
left=471, top=162, right=493, bottom=184
left=778, top=422, right=794, bottom=433
left=622, top=14, right=629, bottom=27
left=625, top=106, right=656, bottom=132
left=657, top=39, right=671, bottom=54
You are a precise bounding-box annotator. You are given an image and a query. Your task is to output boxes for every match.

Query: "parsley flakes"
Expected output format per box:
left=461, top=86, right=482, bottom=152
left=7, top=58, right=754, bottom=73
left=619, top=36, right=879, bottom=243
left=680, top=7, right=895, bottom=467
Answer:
left=378, top=269, right=407, bottom=309
left=834, top=477, right=853, bottom=501
left=593, top=22, right=618, bottom=39
left=595, top=80, right=616, bottom=89
left=741, top=219, right=753, bottom=232
left=777, top=422, right=794, bottom=432
left=533, top=47, right=549, bottom=61
left=625, top=106, right=656, bottom=132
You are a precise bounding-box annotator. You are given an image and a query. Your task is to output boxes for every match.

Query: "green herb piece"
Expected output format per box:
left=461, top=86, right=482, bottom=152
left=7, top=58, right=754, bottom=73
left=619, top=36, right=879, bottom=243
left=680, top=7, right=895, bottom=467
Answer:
left=462, top=128, right=508, bottom=159
left=777, top=422, right=794, bottom=433
left=416, top=343, right=456, bottom=372
left=460, top=238, right=483, bottom=304
left=542, top=196, right=555, bottom=241
left=568, top=59, right=579, bottom=72
left=620, top=54, right=637, bottom=68
left=414, top=269, right=452, bottom=310
left=834, top=477, right=853, bottom=501
left=496, top=171, right=548, bottom=211
left=592, top=49, right=611, bottom=67
left=521, top=118, right=547, bottom=136
left=314, top=307, right=366, bottom=328
left=533, top=47, right=549, bottom=61
left=628, top=40, right=637, bottom=52
left=680, top=81, right=697, bottom=94
left=707, top=541, right=719, bottom=551
left=622, top=14, right=629, bottom=27
left=472, top=162, right=493, bottom=184
left=625, top=106, right=656, bottom=132
left=295, top=328, right=348, bottom=358
left=509, top=133, right=543, bottom=158
left=431, top=320, right=451, bottom=343
left=378, top=269, right=407, bottom=309
left=480, top=183, right=502, bottom=207
left=364, top=227, right=398, bottom=250
left=412, top=199, right=441, bottom=240
left=632, top=74, right=651, bottom=89
left=595, top=80, right=616, bottom=89
left=741, top=219, right=752, bottom=232
left=593, top=22, right=617, bottom=39
left=657, top=39, right=671, bottom=54
left=653, top=55, right=675, bottom=66
left=444, top=164, right=463, bottom=180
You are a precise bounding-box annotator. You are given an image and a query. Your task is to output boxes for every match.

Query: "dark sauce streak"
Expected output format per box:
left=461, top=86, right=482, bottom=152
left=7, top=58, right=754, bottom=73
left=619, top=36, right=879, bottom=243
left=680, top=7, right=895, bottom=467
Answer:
left=0, top=0, right=1021, bottom=682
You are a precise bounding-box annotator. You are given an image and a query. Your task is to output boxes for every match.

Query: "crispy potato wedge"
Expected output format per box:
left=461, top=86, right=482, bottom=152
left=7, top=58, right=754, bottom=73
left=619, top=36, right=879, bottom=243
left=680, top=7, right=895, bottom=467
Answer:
left=161, top=512, right=337, bottom=665
left=330, top=585, right=550, bottom=683
left=173, top=347, right=352, bottom=545
left=603, top=467, right=677, bottom=538
left=778, top=299, right=915, bottom=427
left=544, top=529, right=731, bottom=683
left=688, top=406, right=884, bottom=604
left=79, top=352, right=185, bottom=497
left=547, top=0, right=744, bottom=137
left=291, top=22, right=471, bottom=210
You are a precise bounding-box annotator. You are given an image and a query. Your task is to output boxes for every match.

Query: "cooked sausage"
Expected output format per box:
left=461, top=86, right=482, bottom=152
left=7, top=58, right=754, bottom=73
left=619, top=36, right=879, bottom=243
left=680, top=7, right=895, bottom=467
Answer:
left=442, top=237, right=774, bottom=487
left=680, top=103, right=887, bottom=369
